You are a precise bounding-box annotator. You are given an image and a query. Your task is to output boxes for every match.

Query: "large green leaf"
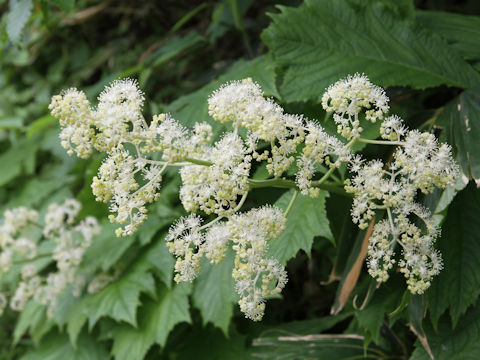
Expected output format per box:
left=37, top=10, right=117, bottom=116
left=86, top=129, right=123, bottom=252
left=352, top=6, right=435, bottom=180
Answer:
left=85, top=259, right=156, bottom=328
left=20, top=331, right=108, bottom=360
left=80, top=221, right=135, bottom=272
left=193, top=251, right=237, bottom=335
left=428, top=183, right=480, bottom=328
left=268, top=189, right=333, bottom=265
left=110, top=284, right=191, bottom=360
left=262, top=0, right=480, bottom=103
left=411, top=301, right=480, bottom=360
left=13, top=301, right=55, bottom=345
left=355, top=278, right=405, bottom=344
left=416, top=10, right=480, bottom=61
left=6, top=0, right=33, bottom=43
left=437, top=88, right=480, bottom=181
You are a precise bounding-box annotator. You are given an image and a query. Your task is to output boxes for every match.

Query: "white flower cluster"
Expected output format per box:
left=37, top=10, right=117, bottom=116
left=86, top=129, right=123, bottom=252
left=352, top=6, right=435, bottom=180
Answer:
left=167, top=205, right=287, bottom=321
left=322, top=73, right=389, bottom=139
left=323, top=75, right=457, bottom=294
left=0, top=200, right=102, bottom=317
left=50, top=74, right=458, bottom=318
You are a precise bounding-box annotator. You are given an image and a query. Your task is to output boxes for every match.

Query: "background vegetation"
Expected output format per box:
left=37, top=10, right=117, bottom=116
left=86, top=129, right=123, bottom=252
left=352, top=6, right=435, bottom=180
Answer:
left=0, top=0, right=479, bottom=358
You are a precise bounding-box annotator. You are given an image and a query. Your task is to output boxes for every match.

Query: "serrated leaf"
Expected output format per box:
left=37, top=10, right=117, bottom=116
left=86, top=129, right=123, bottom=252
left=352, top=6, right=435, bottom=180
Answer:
left=143, top=238, right=175, bottom=287
left=20, top=330, right=108, bottom=360
left=268, top=190, right=333, bottom=265
left=86, top=259, right=156, bottom=328
left=111, top=284, right=191, bottom=360
left=193, top=251, right=237, bottom=335
left=428, top=182, right=480, bottom=328
left=416, top=10, right=480, bottom=61
left=409, top=295, right=433, bottom=360
left=262, top=0, right=480, bottom=103
left=411, top=301, right=480, bottom=360
left=14, top=301, right=52, bottom=345
left=437, top=87, right=480, bottom=180
left=0, top=139, right=38, bottom=187
left=80, top=220, right=135, bottom=272
left=355, top=278, right=404, bottom=344
left=7, top=0, right=33, bottom=43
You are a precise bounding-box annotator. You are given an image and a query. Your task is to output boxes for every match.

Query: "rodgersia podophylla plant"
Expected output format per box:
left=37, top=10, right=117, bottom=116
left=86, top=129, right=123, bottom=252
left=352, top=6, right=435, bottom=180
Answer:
left=0, top=199, right=110, bottom=318
left=48, top=74, right=458, bottom=320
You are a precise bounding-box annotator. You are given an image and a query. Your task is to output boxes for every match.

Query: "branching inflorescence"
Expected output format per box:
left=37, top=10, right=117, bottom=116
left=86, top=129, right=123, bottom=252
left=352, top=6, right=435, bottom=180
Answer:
left=0, top=200, right=113, bottom=318
left=45, top=74, right=458, bottom=320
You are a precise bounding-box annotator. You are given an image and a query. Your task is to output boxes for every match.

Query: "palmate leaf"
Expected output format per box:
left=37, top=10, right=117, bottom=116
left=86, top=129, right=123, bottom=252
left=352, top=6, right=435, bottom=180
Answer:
left=85, top=259, right=156, bottom=329
left=428, top=183, right=480, bottom=328
left=268, top=189, right=333, bottom=265
left=192, top=251, right=237, bottom=336
left=437, top=87, right=480, bottom=181
left=110, top=284, right=191, bottom=360
left=262, top=0, right=480, bottom=103
left=411, top=301, right=480, bottom=360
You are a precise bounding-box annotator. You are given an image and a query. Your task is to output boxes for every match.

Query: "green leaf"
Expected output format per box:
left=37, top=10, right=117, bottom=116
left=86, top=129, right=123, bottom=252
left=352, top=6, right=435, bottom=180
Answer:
left=0, top=139, right=38, bottom=187
left=261, top=312, right=353, bottom=336
left=110, top=284, right=191, bottom=360
left=355, top=280, right=404, bottom=344
left=14, top=301, right=54, bottom=345
left=268, top=189, right=333, bottom=265
left=80, top=221, right=135, bottom=272
left=6, top=0, right=33, bottom=43
left=48, top=0, right=75, bottom=13
left=193, top=251, right=237, bottom=335
left=251, top=333, right=384, bottom=359
left=262, top=0, right=480, bottom=103
left=411, top=301, right=480, bottom=360
left=428, top=182, right=480, bottom=328
left=0, top=116, right=23, bottom=129
left=143, top=237, right=175, bottom=288
left=174, top=326, right=248, bottom=360
left=21, top=330, right=108, bottom=360
left=167, top=55, right=279, bottom=137
left=86, top=258, right=156, bottom=328
left=416, top=10, right=480, bottom=61
left=437, top=87, right=480, bottom=181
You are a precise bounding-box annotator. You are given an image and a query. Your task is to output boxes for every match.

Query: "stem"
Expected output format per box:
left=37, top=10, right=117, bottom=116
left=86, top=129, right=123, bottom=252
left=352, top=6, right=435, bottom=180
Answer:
left=284, top=190, right=299, bottom=217
left=12, top=253, right=52, bottom=265
left=248, top=178, right=352, bottom=198
left=248, top=178, right=296, bottom=189
left=358, top=138, right=404, bottom=146
left=313, top=167, right=336, bottom=186
left=232, top=191, right=249, bottom=213
left=184, top=157, right=213, bottom=166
